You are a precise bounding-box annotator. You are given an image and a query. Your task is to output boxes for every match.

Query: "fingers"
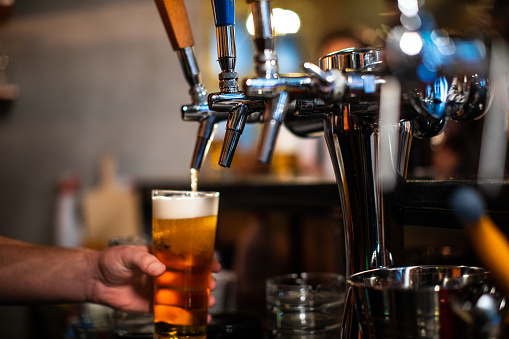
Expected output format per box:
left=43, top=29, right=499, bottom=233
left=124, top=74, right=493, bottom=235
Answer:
left=210, top=276, right=217, bottom=291
left=212, top=257, right=221, bottom=273
left=209, top=294, right=216, bottom=307
left=116, top=247, right=219, bottom=280
left=210, top=257, right=221, bottom=292
left=207, top=295, right=216, bottom=324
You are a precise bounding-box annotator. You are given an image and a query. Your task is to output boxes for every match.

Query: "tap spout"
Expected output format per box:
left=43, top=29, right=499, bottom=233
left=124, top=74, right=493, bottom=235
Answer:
left=219, top=104, right=250, bottom=167
left=182, top=104, right=229, bottom=170
left=257, top=91, right=290, bottom=164
left=208, top=92, right=266, bottom=167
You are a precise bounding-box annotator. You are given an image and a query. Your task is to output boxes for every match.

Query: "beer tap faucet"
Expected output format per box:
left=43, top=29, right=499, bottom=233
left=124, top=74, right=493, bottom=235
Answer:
left=245, top=0, right=383, bottom=165
left=247, top=0, right=284, bottom=164
left=212, top=0, right=354, bottom=167
left=209, top=0, right=265, bottom=168
left=154, top=0, right=228, bottom=171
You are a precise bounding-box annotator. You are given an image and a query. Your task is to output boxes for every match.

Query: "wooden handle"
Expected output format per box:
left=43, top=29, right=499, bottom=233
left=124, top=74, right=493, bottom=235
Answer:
left=154, top=0, right=194, bottom=50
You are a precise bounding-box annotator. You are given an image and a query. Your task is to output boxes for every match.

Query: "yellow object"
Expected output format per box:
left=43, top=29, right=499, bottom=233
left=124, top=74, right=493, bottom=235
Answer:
left=467, top=215, right=509, bottom=295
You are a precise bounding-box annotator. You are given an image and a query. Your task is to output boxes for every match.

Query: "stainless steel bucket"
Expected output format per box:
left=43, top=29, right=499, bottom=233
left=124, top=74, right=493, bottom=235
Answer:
left=348, top=266, right=501, bottom=339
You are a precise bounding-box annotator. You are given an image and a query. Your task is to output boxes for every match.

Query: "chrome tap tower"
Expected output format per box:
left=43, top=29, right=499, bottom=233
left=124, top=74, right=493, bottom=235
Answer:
left=205, top=0, right=491, bottom=278
left=155, top=0, right=503, bottom=337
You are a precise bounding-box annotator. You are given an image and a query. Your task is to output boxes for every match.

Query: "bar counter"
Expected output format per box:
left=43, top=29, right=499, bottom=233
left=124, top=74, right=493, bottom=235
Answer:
left=140, top=177, right=509, bottom=231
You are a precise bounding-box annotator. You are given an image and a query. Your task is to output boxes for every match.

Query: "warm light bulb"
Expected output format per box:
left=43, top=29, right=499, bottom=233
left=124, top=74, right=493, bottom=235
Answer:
left=246, top=13, right=255, bottom=35
left=273, top=8, right=300, bottom=35
left=245, top=8, right=300, bottom=36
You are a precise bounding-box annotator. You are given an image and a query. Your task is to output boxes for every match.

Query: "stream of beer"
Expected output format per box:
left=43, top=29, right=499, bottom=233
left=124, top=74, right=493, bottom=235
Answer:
left=190, top=168, right=198, bottom=192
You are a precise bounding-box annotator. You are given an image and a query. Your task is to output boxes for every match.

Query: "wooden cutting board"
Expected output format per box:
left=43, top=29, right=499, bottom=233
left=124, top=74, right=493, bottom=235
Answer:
left=82, top=154, right=142, bottom=249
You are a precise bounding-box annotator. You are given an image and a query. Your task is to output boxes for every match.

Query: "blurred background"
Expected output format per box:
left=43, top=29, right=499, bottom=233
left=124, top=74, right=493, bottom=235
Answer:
left=0, top=0, right=503, bottom=337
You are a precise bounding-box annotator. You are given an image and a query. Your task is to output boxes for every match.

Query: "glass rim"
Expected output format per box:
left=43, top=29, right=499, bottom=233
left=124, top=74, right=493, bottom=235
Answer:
left=347, top=265, right=487, bottom=290
left=267, top=272, right=345, bottom=287
left=152, top=189, right=219, bottom=198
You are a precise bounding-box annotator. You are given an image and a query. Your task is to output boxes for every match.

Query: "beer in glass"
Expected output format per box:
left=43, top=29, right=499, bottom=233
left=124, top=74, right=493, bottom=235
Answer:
left=152, top=190, right=219, bottom=339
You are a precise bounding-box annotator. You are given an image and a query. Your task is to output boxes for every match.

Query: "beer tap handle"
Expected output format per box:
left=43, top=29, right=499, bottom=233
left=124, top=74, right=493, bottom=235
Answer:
left=211, top=0, right=238, bottom=92
left=154, top=0, right=193, bottom=51
left=155, top=0, right=218, bottom=171
left=302, top=62, right=331, bottom=85
left=212, top=0, right=235, bottom=26
left=154, top=0, right=206, bottom=103
left=211, top=0, right=246, bottom=168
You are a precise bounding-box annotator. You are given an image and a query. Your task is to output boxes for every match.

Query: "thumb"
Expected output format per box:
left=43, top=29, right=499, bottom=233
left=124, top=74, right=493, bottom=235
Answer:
left=122, top=246, right=166, bottom=277
left=147, top=259, right=166, bottom=276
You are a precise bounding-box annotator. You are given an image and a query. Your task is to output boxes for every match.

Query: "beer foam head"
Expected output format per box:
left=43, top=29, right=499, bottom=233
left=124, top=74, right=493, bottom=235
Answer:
left=153, top=192, right=219, bottom=219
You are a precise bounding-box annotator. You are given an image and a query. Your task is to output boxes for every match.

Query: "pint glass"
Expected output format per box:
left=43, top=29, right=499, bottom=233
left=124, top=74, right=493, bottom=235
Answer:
left=152, top=190, right=220, bottom=339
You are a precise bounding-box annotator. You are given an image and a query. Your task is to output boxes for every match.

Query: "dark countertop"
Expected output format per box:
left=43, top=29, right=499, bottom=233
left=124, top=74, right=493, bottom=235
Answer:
left=139, top=177, right=509, bottom=231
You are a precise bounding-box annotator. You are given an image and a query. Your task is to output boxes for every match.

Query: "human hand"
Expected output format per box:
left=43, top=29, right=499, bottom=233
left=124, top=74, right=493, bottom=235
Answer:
left=88, top=245, right=221, bottom=313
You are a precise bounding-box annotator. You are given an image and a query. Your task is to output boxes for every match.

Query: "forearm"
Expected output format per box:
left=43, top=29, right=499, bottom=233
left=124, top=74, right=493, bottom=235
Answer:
left=0, top=236, right=98, bottom=304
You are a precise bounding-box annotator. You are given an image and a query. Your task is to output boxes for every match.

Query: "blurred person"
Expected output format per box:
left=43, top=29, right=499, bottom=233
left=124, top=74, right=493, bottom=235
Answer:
left=318, top=25, right=381, bottom=57
left=0, top=235, right=220, bottom=316
left=429, top=122, right=482, bottom=180
left=319, top=29, right=363, bottom=56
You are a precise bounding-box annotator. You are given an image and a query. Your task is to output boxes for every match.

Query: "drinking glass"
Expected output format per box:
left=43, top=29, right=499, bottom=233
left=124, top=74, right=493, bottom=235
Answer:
left=152, top=190, right=220, bottom=339
left=266, top=272, right=346, bottom=339
left=109, top=234, right=154, bottom=337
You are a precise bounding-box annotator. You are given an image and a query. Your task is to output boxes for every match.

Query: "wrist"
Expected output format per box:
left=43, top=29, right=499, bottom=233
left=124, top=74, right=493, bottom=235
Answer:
left=82, top=248, right=102, bottom=304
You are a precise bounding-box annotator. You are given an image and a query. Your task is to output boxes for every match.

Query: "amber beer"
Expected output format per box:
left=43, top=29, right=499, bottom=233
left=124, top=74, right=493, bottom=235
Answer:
left=152, top=190, right=219, bottom=339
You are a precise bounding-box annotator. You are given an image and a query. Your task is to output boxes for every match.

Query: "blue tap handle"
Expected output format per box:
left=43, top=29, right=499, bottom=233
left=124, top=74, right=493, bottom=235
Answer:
left=211, top=0, right=235, bottom=26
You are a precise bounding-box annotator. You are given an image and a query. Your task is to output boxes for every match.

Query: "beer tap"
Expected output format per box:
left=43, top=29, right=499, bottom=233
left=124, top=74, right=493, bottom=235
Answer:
left=248, top=0, right=283, bottom=164
left=244, top=1, right=390, bottom=165
left=209, top=0, right=265, bottom=168
left=212, top=0, right=378, bottom=167
left=154, top=0, right=228, bottom=171
left=211, top=0, right=237, bottom=94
